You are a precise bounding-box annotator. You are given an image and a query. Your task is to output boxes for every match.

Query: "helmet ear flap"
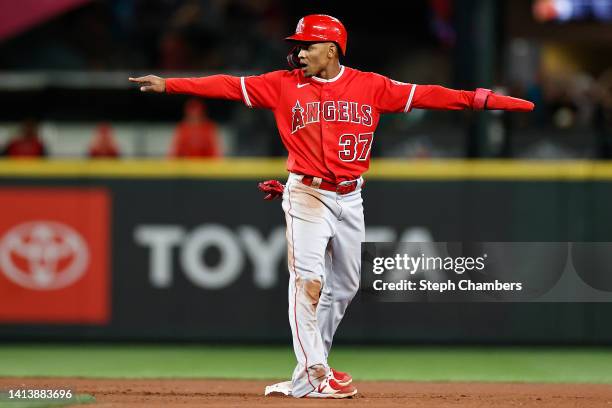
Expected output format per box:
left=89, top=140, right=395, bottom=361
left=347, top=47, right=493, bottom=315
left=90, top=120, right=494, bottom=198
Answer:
left=287, top=45, right=301, bottom=69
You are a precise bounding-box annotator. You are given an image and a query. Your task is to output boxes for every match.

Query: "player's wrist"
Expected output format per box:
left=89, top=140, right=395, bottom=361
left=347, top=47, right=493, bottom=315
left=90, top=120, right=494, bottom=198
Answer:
left=163, top=78, right=173, bottom=93
left=472, top=88, right=492, bottom=110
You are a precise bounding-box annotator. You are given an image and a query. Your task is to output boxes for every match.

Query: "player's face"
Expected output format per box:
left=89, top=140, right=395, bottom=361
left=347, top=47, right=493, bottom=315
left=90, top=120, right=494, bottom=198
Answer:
left=296, top=42, right=336, bottom=77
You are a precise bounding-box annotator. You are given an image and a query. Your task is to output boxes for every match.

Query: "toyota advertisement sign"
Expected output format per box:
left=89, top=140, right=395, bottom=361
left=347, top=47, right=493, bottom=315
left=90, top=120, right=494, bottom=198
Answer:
left=1, top=177, right=612, bottom=343
left=0, top=188, right=110, bottom=324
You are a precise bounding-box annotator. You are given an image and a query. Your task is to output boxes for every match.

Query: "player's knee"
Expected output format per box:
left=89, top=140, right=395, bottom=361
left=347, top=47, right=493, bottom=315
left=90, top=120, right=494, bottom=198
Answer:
left=338, top=279, right=359, bottom=302
left=318, top=284, right=333, bottom=306
left=304, top=278, right=322, bottom=307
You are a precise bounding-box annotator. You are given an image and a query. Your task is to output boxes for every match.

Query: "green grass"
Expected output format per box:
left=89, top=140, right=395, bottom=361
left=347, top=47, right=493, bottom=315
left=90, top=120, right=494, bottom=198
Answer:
left=0, top=345, right=610, bottom=384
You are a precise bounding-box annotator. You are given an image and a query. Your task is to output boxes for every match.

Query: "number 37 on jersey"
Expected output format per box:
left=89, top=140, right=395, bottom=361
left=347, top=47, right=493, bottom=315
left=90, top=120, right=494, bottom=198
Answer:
left=290, top=99, right=375, bottom=163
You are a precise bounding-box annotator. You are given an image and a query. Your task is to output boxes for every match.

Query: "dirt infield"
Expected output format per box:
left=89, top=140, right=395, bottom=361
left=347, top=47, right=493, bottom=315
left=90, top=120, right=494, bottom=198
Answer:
left=1, top=378, right=611, bottom=407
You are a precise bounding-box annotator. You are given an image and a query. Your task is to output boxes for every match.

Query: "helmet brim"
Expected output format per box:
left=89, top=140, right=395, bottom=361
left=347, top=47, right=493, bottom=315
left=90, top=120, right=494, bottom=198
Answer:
left=285, top=34, right=329, bottom=43
left=284, top=35, right=344, bottom=56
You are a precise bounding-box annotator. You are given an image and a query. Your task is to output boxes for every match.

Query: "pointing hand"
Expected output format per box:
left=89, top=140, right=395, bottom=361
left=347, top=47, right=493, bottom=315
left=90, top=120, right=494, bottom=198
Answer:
left=129, top=75, right=166, bottom=93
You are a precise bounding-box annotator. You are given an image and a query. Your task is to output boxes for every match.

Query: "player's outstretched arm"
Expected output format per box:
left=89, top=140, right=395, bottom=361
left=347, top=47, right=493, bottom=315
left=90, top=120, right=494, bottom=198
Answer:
left=129, top=71, right=282, bottom=110
left=411, top=85, right=534, bottom=112
left=129, top=75, right=166, bottom=92
left=129, top=74, right=244, bottom=101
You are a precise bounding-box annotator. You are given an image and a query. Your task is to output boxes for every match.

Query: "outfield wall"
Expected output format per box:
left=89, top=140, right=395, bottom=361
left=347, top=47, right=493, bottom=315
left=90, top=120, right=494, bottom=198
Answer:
left=0, top=159, right=611, bottom=344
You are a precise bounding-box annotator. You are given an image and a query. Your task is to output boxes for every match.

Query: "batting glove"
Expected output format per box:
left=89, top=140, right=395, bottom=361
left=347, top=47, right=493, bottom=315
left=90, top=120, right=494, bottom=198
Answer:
left=258, top=180, right=285, bottom=201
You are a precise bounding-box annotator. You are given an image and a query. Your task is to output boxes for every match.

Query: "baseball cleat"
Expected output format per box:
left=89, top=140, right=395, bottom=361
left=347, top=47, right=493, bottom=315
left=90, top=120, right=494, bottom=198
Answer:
left=306, top=372, right=357, bottom=398
left=331, top=367, right=353, bottom=386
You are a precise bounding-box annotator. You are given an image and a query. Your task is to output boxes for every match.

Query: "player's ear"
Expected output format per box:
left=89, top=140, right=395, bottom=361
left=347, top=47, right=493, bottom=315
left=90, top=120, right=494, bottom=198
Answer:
left=328, top=43, right=337, bottom=59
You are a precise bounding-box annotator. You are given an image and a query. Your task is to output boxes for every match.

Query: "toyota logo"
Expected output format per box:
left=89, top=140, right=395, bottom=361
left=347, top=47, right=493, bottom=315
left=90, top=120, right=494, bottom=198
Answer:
left=0, top=221, right=90, bottom=290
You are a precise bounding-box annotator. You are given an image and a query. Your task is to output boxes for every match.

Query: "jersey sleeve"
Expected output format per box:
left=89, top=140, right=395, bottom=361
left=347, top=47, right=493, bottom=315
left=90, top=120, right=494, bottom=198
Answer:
left=165, top=71, right=285, bottom=110
left=371, top=73, right=478, bottom=113
left=165, top=75, right=243, bottom=101
left=370, top=73, right=418, bottom=114
left=241, top=70, right=285, bottom=110
left=410, top=85, right=474, bottom=110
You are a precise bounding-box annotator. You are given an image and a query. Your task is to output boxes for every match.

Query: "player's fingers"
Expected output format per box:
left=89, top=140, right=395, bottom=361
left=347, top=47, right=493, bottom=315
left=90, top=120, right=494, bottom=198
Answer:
left=139, top=85, right=155, bottom=92
left=128, top=76, right=148, bottom=83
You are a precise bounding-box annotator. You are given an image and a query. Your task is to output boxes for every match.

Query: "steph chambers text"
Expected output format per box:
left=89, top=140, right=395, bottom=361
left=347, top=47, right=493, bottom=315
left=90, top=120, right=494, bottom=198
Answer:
left=372, top=279, right=523, bottom=292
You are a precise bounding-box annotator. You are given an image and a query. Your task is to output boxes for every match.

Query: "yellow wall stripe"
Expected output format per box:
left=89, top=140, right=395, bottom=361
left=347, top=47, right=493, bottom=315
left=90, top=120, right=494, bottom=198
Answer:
left=0, top=159, right=286, bottom=179
left=1, top=159, right=612, bottom=180
left=367, top=160, right=612, bottom=180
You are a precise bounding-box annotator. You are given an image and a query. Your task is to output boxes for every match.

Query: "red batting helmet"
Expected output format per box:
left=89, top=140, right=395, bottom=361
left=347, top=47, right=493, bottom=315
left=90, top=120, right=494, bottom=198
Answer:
left=285, top=14, right=348, bottom=56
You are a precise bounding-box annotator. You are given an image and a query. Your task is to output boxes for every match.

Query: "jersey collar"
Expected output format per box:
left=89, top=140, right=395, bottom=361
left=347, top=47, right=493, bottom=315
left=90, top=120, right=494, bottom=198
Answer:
left=311, top=65, right=345, bottom=83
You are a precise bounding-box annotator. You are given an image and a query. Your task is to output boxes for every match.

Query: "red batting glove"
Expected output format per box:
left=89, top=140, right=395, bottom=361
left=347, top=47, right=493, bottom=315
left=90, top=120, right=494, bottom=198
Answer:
left=258, top=180, right=284, bottom=201
left=473, top=88, right=535, bottom=112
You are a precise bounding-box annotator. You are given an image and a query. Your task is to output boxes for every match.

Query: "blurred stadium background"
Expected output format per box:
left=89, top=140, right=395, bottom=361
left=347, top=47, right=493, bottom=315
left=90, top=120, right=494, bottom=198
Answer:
left=1, top=0, right=612, bottom=158
left=1, top=0, right=612, bottom=396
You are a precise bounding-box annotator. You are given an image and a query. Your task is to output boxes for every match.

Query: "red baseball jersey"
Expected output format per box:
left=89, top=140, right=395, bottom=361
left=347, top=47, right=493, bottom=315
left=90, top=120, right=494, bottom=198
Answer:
left=166, top=66, right=477, bottom=182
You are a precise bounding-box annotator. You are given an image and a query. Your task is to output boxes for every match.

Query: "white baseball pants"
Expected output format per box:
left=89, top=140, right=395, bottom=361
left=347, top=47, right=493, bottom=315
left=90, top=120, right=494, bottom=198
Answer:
left=282, top=173, right=364, bottom=397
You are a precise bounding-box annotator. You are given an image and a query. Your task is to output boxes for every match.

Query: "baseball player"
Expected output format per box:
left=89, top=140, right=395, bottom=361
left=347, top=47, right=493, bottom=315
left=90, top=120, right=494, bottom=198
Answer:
left=129, top=14, right=534, bottom=399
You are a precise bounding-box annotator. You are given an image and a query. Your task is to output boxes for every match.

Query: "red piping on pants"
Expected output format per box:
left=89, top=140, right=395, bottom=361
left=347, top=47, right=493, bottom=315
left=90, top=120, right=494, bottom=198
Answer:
left=288, top=183, right=315, bottom=393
